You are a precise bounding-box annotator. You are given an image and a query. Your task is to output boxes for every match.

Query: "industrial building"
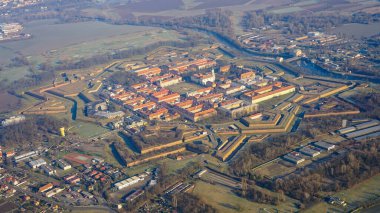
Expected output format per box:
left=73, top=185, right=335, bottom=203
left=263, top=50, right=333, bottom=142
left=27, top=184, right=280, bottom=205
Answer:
left=57, top=159, right=71, bottom=170
left=14, top=151, right=38, bottom=162
left=41, top=165, right=56, bottom=176
left=1, top=115, right=26, bottom=127
left=314, top=141, right=335, bottom=151
left=354, top=131, right=380, bottom=141
left=337, top=120, right=379, bottom=135
left=299, top=146, right=320, bottom=157
left=354, top=120, right=379, bottom=129
left=114, top=176, right=143, bottom=190
left=344, top=125, right=380, bottom=139
left=125, top=189, right=144, bottom=202
left=283, top=152, right=305, bottom=164
left=28, top=158, right=47, bottom=169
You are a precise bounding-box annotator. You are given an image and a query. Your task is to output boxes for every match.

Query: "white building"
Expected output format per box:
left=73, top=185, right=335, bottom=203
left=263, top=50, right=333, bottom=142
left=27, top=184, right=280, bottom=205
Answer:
left=114, top=176, right=142, bottom=190
left=1, top=115, right=26, bottom=127
left=57, top=159, right=71, bottom=170
left=299, top=146, right=320, bottom=157
left=314, top=141, right=335, bottom=151
left=41, top=165, right=56, bottom=176
left=28, top=158, right=46, bottom=169
left=45, top=188, right=63, bottom=198
left=14, top=151, right=38, bottom=162
left=191, top=70, right=215, bottom=86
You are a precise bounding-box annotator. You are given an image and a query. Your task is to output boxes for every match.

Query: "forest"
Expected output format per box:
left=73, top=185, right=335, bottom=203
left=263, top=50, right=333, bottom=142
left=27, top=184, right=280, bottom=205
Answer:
left=242, top=11, right=380, bottom=35
left=229, top=134, right=305, bottom=178
left=263, top=139, right=380, bottom=204
left=0, top=115, right=68, bottom=148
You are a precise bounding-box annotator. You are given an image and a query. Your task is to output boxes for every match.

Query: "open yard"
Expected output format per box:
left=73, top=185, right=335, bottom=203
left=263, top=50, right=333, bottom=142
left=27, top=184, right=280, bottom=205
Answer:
left=254, top=160, right=297, bottom=179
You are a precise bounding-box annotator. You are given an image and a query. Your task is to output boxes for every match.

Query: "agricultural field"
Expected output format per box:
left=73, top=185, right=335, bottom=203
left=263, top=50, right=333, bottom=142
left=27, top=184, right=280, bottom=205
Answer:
left=270, top=7, right=304, bottom=14
left=0, top=19, right=185, bottom=83
left=0, top=92, right=22, bottom=114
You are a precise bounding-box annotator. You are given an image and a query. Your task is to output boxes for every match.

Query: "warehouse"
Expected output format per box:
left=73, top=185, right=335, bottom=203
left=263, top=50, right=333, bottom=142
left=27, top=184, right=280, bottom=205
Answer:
left=283, top=152, right=305, bottom=164
left=14, top=151, right=38, bottom=162
left=114, top=176, right=142, bottom=190
left=57, top=159, right=71, bottom=170
left=353, top=120, right=379, bottom=130
left=28, top=158, right=47, bottom=169
left=299, top=146, right=320, bottom=157
left=354, top=131, right=380, bottom=141
left=314, top=141, right=335, bottom=151
left=41, top=165, right=56, bottom=176
left=344, top=125, right=380, bottom=139
left=337, top=126, right=356, bottom=135
left=125, top=189, right=144, bottom=202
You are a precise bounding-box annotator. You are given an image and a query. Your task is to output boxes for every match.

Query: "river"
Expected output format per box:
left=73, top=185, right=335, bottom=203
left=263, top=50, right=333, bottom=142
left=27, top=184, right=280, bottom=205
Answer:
left=290, top=59, right=380, bottom=83
left=197, top=28, right=380, bottom=83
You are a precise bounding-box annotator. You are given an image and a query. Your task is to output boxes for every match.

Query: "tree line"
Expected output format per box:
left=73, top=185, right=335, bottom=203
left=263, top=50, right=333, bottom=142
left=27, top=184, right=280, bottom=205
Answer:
left=242, top=11, right=380, bottom=35
left=229, top=133, right=305, bottom=178
left=0, top=115, right=68, bottom=148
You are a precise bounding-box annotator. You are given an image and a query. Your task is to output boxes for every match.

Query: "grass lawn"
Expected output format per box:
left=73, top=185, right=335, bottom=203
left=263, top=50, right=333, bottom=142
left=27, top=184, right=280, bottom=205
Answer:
left=70, top=121, right=109, bottom=138
left=0, top=65, right=32, bottom=83
left=167, top=82, right=203, bottom=95
left=304, top=174, right=380, bottom=213
left=124, top=154, right=204, bottom=177
left=255, top=160, right=296, bottom=179
left=104, top=144, right=123, bottom=167
left=193, top=181, right=299, bottom=213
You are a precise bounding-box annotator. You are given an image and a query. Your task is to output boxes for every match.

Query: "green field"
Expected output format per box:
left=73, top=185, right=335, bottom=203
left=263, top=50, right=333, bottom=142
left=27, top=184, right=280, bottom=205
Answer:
left=270, top=7, right=304, bottom=14
left=305, top=174, right=380, bottom=213
left=167, top=82, right=203, bottom=95
left=193, top=181, right=299, bottom=213
left=0, top=19, right=185, bottom=83
left=70, top=121, right=109, bottom=138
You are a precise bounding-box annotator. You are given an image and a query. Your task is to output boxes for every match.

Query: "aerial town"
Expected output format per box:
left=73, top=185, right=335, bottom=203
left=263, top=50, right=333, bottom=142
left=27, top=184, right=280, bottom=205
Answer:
left=0, top=0, right=379, bottom=212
